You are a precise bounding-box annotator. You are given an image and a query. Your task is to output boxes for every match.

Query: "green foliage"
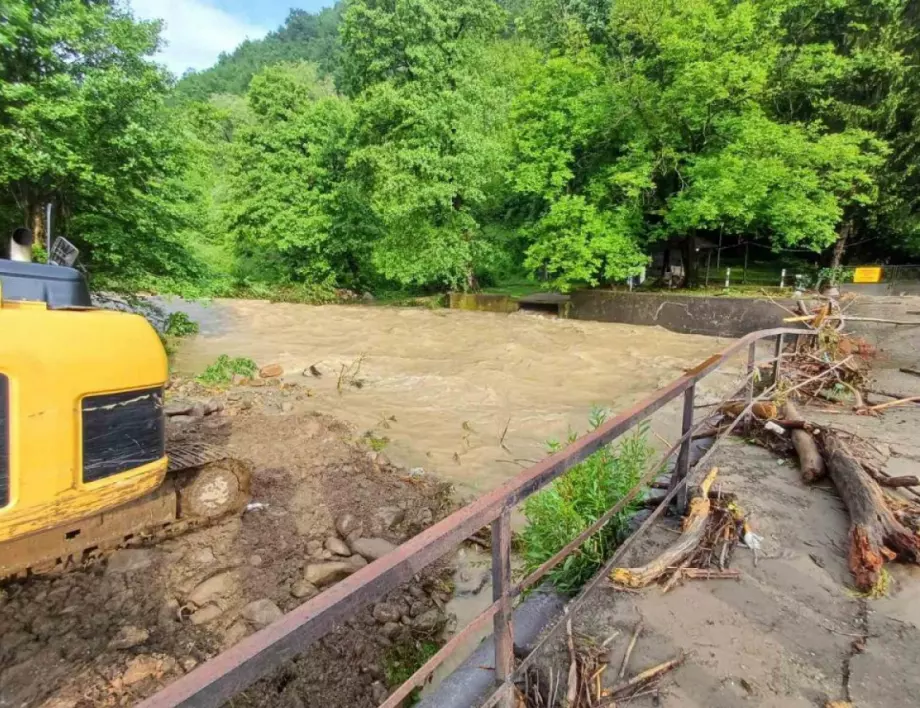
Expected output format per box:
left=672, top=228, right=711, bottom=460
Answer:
left=383, top=640, right=439, bottom=704
left=164, top=312, right=200, bottom=337
left=5, top=0, right=919, bottom=299
left=0, top=0, right=209, bottom=293
left=196, top=355, right=258, bottom=386
left=520, top=410, right=653, bottom=594
left=174, top=5, right=344, bottom=101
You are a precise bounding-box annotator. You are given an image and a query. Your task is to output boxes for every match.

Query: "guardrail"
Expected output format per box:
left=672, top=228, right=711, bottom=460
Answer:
left=139, top=327, right=812, bottom=708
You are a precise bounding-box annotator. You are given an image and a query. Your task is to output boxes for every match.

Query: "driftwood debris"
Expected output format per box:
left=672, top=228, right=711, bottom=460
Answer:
left=900, top=368, right=920, bottom=378
left=784, top=400, right=825, bottom=483
left=824, top=433, right=920, bottom=591
left=719, top=401, right=778, bottom=420
left=610, top=468, right=718, bottom=588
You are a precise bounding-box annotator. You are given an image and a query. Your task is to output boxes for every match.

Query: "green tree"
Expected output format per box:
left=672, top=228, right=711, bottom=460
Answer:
left=224, top=63, right=375, bottom=288
left=0, top=0, right=204, bottom=290
left=342, top=0, right=513, bottom=289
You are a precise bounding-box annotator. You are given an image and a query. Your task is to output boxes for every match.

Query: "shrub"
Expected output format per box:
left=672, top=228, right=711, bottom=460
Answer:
left=520, top=410, right=653, bottom=594
left=196, top=354, right=258, bottom=386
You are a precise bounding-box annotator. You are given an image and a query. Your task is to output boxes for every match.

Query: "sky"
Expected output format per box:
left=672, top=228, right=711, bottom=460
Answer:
left=129, top=1, right=333, bottom=75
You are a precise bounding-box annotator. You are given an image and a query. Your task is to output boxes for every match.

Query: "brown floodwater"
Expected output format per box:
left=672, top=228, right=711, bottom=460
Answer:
left=171, top=300, right=737, bottom=497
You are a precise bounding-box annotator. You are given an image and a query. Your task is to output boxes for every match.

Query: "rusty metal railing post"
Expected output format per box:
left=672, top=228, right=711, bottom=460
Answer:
left=492, top=508, right=514, bottom=707
left=674, top=384, right=695, bottom=513
left=773, top=333, right=784, bottom=385
left=744, top=342, right=756, bottom=434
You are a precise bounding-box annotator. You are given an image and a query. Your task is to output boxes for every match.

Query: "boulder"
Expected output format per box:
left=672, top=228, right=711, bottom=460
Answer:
left=350, top=537, right=397, bottom=561
left=290, top=580, right=319, bottom=600
left=325, top=536, right=351, bottom=556
left=259, top=363, right=283, bottom=378
left=186, top=570, right=240, bottom=607
left=303, top=561, right=357, bottom=587
left=164, top=401, right=193, bottom=417
left=189, top=604, right=223, bottom=626
left=412, top=609, right=442, bottom=632
left=122, top=654, right=176, bottom=686
left=335, top=513, right=364, bottom=540
left=372, top=602, right=402, bottom=624
left=241, top=599, right=283, bottom=628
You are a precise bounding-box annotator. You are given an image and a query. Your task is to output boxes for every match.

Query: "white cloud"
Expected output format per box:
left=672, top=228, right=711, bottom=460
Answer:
left=130, top=0, right=269, bottom=75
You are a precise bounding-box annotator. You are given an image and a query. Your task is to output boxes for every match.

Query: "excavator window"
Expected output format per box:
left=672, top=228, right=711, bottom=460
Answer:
left=82, top=387, right=165, bottom=483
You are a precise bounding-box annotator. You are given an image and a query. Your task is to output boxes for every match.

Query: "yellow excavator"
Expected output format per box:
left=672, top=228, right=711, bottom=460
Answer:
left=0, top=228, right=251, bottom=578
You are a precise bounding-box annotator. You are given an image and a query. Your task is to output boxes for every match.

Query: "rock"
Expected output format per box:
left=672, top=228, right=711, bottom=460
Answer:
left=372, top=506, right=405, bottom=531
left=371, top=681, right=389, bottom=704
left=379, top=621, right=402, bottom=639
left=108, top=625, right=149, bottom=650
left=409, top=600, right=429, bottom=618
left=306, top=540, right=324, bottom=556
left=223, top=621, right=249, bottom=648
left=181, top=657, right=198, bottom=672
left=362, top=292, right=376, bottom=302
left=249, top=554, right=263, bottom=567
left=186, top=570, right=240, bottom=607
left=410, top=507, right=434, bottom=528
left=347, top=554, right=368, bottom=570
left=122, top=654, right=176, bottom=686
left=231, top=374, right=248, bottom=386
left=412, top=609, right=442, bottom=632
left=290, top=580, right=319, bottom=600
left=454, top=568, right=489, bottom=596
left=325, top=536, right=351, bottom=556
left=190, top=547, right=216, bottom=565
left=190, top=402, right=208, bottom=418
left=350, top=537, right=397, bottom=561
left=372, top=602, right=402, bottom=624
left=205, top=398, right=223, bottom=415
left=169, top=414, right=196, bottom=425
left=259, top=363, right=283, bottom=378
left=189, top=604, right=223, bottom=626
left=335, top=513, right=363, bottom=540
left=241, top=599, right=283, bottom=628
left=303, top=561, right=357, bottom=587
left=281, top=402, right=294, bottom=413
left=321, top=549, right=334, bottom=560
left=248, top=378, right=266, bottom=388
left=164, top=401, right=193, bottom=417
left=107, top=549, right=156, bottom=574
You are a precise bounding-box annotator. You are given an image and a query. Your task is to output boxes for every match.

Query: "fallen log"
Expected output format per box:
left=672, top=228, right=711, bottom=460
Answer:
left=785, top=400, right=825, bottom=483
left=824, top=433, right=920, bottom=591
left=862, top=465, right=920, bottom=488
left=899, top=367, right=920, bottom=378
left=610, top=468, right=718, bottom=588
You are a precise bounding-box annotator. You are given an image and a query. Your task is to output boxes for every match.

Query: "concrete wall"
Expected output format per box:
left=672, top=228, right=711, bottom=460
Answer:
left=566, top=290, right=796, bottom=337
left=448, top=292, right=519, bottom=313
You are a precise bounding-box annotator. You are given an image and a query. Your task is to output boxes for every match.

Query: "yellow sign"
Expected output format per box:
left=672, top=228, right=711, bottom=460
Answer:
left=853, top=267, right=882, bottom=284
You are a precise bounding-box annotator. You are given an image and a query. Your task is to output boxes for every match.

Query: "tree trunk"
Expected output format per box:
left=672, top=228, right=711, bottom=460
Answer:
left=682, top=234, right=697, bottom=288
left=824, top=433, right=920, bottom=591
left=784, top=400, right=825, bottom=483
left=830, top=220, right=852, bottom=270
left=27, top=200, right=45, bottom=252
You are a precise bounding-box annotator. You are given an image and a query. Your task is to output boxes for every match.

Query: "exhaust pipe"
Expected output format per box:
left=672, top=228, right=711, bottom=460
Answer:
left=9, top=227, right=33, bottom=262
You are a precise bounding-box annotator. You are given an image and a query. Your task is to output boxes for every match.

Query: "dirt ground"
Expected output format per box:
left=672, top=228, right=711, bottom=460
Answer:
left=524, top=356, right=920, bottom=707
left=0, top=379, right=456, bottom=708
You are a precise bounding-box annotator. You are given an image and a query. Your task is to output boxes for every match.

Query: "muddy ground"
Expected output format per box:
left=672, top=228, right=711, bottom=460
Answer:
left=0, top=379, right=457, bottom=708
left=523, top=364, right=920, bottom=707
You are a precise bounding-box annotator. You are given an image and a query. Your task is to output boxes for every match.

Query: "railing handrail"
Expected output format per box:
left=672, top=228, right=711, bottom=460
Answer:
left=139, top=326, right=810, bottom=708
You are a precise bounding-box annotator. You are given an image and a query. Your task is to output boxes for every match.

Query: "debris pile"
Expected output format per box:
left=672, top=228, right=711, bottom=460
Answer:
left=713, top=305, right=920, bottom=593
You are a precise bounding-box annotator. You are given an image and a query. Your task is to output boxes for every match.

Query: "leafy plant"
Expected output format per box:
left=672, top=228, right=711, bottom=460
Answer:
left=382, top=640, right=439, bottom=705
left=164, top=311, right=200, bottom=337
left=520, top=409, right=653, bottom=594
left=196, top=355, right=258, bottom=386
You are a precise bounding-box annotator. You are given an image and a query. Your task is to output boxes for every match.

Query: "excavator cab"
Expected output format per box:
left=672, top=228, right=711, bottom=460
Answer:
left=0, top=231, right=249, bottom=577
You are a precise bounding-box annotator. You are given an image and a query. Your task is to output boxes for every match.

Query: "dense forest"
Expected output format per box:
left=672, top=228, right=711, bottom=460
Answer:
left=1, top=0, right=919, bottom=296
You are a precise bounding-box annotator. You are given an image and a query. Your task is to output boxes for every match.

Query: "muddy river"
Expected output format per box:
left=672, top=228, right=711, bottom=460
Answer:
left=171, top=300, right=737, bottom=497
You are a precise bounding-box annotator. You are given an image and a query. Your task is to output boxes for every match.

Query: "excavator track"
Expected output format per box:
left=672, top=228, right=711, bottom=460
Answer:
left=0, top=443, right=252, bottom=581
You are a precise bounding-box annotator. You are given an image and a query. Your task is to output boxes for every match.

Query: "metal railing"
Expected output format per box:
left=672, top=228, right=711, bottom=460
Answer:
left=139, top=327, right=813, bottom=708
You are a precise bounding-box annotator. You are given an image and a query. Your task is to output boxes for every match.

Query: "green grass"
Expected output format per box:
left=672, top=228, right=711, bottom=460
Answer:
left=196, top=354, right=258, bottom=386
left=480, top=275, right=546, bottom=298
left=383, top=640, right=439, bottom=704
left=520, top=409, right=653, bottom=594
left=164, top=311, right=199, bottom=337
